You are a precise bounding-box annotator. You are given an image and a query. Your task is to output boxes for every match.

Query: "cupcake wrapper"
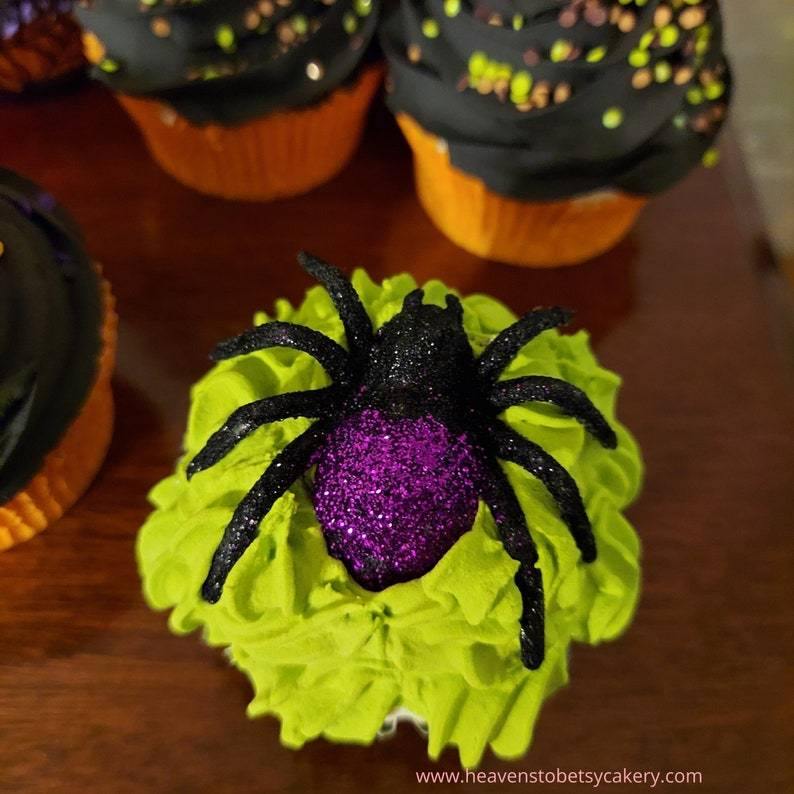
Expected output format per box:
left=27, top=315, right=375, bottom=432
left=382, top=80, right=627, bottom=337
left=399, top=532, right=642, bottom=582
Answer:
left=0, top=13, right=85, bottom=94
left=0, top=273, right=117, bottom=551
left=118, top=66, right=383, bottom=201
left=397, top=113, right=647, bottom=268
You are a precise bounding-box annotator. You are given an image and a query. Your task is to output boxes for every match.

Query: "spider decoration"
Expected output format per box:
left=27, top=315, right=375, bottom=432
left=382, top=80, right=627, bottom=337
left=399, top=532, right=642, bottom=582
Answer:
left=188, top=253, right=617, bottom=670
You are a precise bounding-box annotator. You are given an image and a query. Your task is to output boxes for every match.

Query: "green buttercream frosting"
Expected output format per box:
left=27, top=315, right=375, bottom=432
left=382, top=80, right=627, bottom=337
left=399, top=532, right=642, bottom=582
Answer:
left=137, top=270, right=643, bottom=768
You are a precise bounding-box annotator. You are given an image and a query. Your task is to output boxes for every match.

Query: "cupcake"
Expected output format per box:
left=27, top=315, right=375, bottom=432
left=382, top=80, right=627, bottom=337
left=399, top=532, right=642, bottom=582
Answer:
left=0, top=169, right=116, bottom=551
left=77, top=0, right=382, bottom=200
left=0, top=1, right=85, bottom=94
left=382, top=0, right=731, bottom=267
left=138, top=253, right=642, bottom=766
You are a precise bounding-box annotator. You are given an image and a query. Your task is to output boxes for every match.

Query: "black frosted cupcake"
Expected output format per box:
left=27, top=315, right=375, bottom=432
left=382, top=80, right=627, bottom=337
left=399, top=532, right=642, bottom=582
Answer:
left=77, top=0, right=382, bottom=200
left=381, top=0, right=731, bottom=266
left=0, top=169, right=116, bottom=550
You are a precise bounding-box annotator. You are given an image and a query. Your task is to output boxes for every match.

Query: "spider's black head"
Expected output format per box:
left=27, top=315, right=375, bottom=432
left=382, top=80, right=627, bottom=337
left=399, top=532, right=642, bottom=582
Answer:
left=362, top=289, right=476, bottom=416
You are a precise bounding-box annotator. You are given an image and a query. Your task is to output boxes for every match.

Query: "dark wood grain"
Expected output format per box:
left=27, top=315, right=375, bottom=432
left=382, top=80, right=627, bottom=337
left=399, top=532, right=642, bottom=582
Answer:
left=1, top=83, right=792, bottom=794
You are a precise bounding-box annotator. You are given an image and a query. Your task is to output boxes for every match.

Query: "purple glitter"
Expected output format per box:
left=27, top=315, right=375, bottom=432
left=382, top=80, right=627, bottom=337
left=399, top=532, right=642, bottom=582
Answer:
left=311, top=408, right=483, bottom=591
left=1, top=1, right=71, bottom=42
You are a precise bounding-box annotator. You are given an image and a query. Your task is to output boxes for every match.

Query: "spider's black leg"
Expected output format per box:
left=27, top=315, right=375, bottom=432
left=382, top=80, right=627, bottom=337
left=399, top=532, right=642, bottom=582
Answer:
left=490, top=418, right=596, bottom=562
left=403, top=287, right=424, bottom=309
left=187, top=386, right=338, bottom=479
left=201, top=420, right=328, bottom=604
left=297, top=251, right=373, bottom=364
left=477, top=308, right=573, bottom=387
left=445, top=293, right=463, bottom=322
left=489, top=376, right=617, bottom=449
left=211, top=322, right=352, bottom=385
left=480, top=457, right=545, bottom=669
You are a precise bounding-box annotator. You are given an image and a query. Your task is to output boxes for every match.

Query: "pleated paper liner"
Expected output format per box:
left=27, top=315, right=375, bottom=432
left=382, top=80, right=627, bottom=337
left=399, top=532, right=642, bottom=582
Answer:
left=0, top=274, right=117, bottom=551
left=397, top=113, right=647, bottom=268
left=117, top=65, right=383, bottom=201
left=0, top=13, right=85, bottom=94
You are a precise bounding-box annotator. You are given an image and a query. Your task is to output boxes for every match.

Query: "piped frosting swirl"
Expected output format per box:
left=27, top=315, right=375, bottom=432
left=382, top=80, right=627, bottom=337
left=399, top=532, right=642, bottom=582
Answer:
left=0, top=169, right=102, bottom=503
left=77, top=0, right=380, bottom=125
left=382, top=0, right=731, bottom=200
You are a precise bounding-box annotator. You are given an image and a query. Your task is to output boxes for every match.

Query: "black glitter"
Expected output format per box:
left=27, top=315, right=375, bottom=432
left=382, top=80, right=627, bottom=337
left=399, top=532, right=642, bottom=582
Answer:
left=190, top=253, right=616, bottom=669
left=490, top=419, right=598, bottom=565
left=489, top=375, right=618, bottom=449
left=477, top=307, right=573, bottom=386
left=186, top=387, right=338, bottom=480
left=201, top=420, right=330, bottom=604
left=212, top=321, right=353, bottom=386
left=298, top=251, right=373, bottom=365
left=480, top=456, right=544, bottom=670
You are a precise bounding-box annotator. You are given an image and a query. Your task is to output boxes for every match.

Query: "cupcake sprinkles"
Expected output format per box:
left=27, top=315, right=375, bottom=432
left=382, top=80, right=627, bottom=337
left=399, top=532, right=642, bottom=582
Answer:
left=77, top=0, right=380, bottom=125
left=383, top=0, right=731, bottom=199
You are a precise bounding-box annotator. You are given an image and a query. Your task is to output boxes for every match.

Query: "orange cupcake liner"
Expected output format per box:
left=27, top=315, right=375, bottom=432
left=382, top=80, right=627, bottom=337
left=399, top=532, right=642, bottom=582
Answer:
left=0, top=13, right=84, bottom=94
left=0, top=273, right=117, bottom=552
left=117, top=65, right=383, bottom=201
left=397, top=113, right=647, bottom=268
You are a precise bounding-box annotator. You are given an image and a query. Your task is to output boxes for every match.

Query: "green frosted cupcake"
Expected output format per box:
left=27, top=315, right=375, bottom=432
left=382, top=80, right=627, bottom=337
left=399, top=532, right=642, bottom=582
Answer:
left=137, top=257, right=642, bottom=767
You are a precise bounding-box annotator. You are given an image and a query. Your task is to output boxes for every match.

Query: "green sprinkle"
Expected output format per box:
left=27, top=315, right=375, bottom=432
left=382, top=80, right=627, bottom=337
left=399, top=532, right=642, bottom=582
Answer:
left=639, top=30, right=655, bottom=50
left=509, top=71, right=533, bottom=100
left=483, top=62, right=500, bottom=81
left=354, top=0, right=372, bottom=16
left=602, top=107, right=624, bottom=129
left=343, top=12, right=358, bottom=34
left=215, top=24, right=235, bottom=52
left=704, top=80, right=725, bottom=100
left=292, top=14, right=308, bottom=35
left=550, top=39, right=572, bottom=63
left=587, top=46, right=607, bottom=63
left=422, top=18, right=440, bottom=38
left=659, top=24, right=679, bottom=48
left=686, top=86, right=704, bottom=104
left=654, top=60, right=672, bottom=83
left=512, top=14, right=524, bottom=30
left=702, top=148, right=720, bottom=168
left=468, top=51, right=488, bottom=79
left=443, top=0, right=460, bottom=17
left=673, top=113, right=687, bottom=129
left=628, top=48, right=650, bottom=68
left=99, top=58, right=119, bottom=73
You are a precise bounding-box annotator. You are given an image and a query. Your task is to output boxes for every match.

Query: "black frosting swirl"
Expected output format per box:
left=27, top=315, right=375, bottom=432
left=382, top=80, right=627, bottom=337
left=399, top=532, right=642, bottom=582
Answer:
left=76, top=0, right=380, bottom=125
left=382, top=0, right=731, bottom=200
left=0, top=169, right=102, bottom=503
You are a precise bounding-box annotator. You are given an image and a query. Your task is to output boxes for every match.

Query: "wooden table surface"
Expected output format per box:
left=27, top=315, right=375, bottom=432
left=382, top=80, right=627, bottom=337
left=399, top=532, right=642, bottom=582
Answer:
left=1, top=83, right=792, bottom=794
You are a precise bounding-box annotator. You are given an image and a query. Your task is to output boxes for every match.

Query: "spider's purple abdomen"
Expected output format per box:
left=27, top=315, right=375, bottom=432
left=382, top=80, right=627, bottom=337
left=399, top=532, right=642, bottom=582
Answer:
left=311, top=408, right=482, bottom=591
